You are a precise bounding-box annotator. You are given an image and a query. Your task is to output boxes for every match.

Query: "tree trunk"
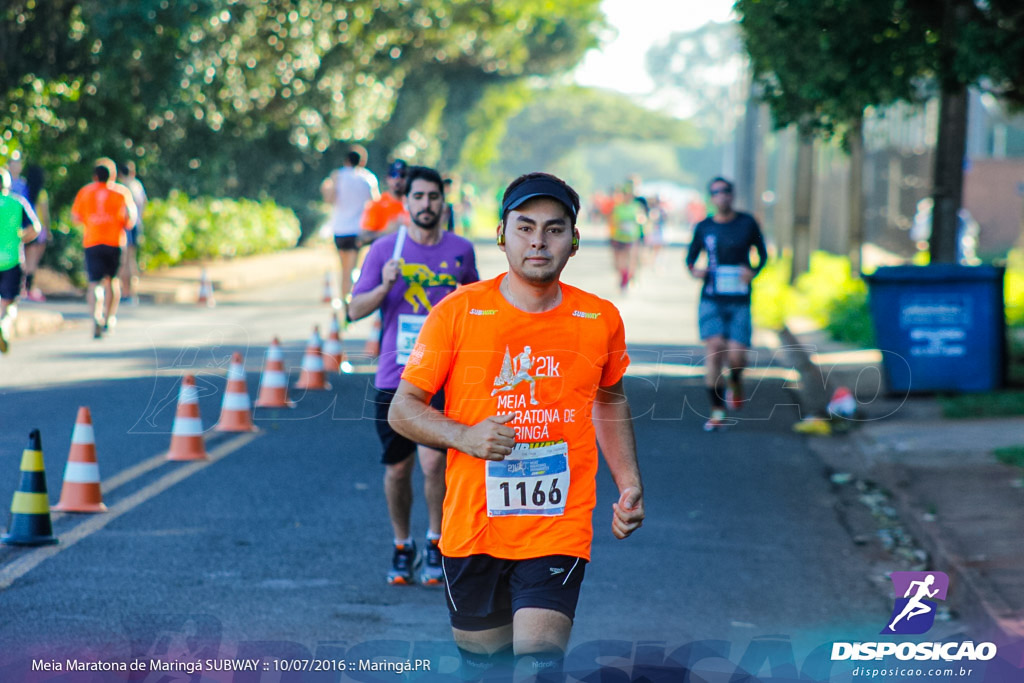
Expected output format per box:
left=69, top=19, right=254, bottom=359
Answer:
left=791, top=129, right=815, bottom=283
left=736, top=82, right=760, bottom=213
left=847, top=116, right=865, bottom=275
left=929, top=83, right=968, bottom=264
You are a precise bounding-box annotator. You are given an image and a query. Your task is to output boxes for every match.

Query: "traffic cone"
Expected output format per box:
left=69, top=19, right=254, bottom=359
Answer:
left=323, top=315, right=345, bottom=373
left=2, top=429, right=58, bottom=546
left=254, top=337, right=295, bottom=408
left=295, top=326, right=332, bottom=390
left=197, top=269, right=215, bottom=307
left=166, top=374, right=208, bottom=461
left=53, top=406, right=107, bottom=513
left=321, top=272, right=334, bottom=304
left=215, top=353, right=259, bottom=432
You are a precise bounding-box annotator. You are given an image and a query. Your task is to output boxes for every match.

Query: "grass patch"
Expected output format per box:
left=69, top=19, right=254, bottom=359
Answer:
left=994, top=445, right=1024, bottom=468
left=938, top=391, right=1024, bottom=419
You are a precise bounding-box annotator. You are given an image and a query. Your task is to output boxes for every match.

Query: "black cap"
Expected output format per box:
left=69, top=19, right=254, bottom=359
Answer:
left=500, top=177, right=578, bottom=222
left=387, top=159, right=408, bottom=178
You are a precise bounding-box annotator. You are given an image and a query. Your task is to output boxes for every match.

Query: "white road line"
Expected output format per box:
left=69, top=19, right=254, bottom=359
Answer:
left=0, top=432, right=258, bottom=591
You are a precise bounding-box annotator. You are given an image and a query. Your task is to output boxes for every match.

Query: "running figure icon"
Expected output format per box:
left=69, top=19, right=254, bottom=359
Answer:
left=491, top=345, right=546, bottom=405
left=888, top=574, right=940, bottom=632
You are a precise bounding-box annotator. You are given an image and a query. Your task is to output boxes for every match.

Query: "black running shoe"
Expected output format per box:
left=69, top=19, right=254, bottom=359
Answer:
left=387, top=541, right=419, bottom=585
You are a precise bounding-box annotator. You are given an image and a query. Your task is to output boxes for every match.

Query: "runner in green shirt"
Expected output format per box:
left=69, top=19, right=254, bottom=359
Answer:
left=0, top=167, right=41, bottom=353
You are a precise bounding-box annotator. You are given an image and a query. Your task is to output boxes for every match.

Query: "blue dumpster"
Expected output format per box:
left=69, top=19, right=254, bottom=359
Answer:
left=865, top=264, right=1005, bottom=393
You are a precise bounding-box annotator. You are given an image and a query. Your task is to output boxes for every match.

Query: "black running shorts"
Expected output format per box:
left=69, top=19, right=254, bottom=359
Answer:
left=442, top=554, right=587, bottom=631
left=0, top=265, right=22, bottom=300
left=84, top=245, right=122, bottom=282
left=373, top=388, right=445, bottom=465
left=334, top=235, right=360, bottom=251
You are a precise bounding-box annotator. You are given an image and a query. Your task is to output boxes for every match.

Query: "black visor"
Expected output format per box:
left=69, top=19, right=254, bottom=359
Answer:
left=500, top=177, right=578, bottom=222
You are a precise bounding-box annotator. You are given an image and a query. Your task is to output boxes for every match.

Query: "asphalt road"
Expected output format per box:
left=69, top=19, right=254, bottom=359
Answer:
left=0, top=244, right=920, bottom=681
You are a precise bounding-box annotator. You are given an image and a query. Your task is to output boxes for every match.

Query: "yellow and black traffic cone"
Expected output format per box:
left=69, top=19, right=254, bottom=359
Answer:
left=2, top=429, right=58, bottom=546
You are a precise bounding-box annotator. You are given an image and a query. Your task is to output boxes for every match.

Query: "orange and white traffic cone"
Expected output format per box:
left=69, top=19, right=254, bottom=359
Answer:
left=197, top=269, right=215, bottom=307
left=254, top=338, right=295, bottom=408
left=321, top=272, right=334, bottom=304
left=53, top=406, right=107, bottom=513
left=363, top=314, right=381, bottom=359
left=215, top=353, right=259, bottom=432
left=295, top=326, right=332, bottom=390
left=323, top=315, right=345, bottom=373
left=166, top=374, right=208, bottom=461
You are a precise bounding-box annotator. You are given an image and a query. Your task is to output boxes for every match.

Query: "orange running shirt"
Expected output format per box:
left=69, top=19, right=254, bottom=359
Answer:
left=401, top=274, right=629, bottom=561
left=71, top=182, right=132, bottom=248
left=362, top=192, right=408, bottom=232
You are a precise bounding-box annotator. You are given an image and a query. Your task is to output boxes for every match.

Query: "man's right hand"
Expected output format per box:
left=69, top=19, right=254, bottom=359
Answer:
left=457, top=414, right=516, bottom=461
left=382, top=259, right=401, bottom=288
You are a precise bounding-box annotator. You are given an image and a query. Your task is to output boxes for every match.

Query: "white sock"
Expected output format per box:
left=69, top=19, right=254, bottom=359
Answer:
left=394, top=537, right=413, bottom=547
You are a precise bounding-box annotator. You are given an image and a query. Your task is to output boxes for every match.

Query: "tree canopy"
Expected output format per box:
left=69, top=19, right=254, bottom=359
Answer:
left=734, top=0, right=1024, bottom=262
left=2, top=0, right=605, bottom=229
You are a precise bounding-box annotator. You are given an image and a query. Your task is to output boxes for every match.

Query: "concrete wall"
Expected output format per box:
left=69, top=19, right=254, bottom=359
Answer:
left=962, top=159, right=1024, bottom=255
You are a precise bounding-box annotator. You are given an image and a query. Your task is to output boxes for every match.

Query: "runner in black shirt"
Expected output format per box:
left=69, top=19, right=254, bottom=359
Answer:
left=685, top=177, right=768, bottom=430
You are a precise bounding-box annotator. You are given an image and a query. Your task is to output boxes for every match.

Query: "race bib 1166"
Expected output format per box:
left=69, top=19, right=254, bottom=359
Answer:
left=485, top=440, right=569, bottom=517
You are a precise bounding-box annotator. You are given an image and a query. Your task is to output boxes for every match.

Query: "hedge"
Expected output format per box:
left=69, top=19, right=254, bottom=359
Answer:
left=141, top=191, right=300, bottom=270
left=42, top=192, right=301, bottom=285
left=752, top=249, right=1024, bottom=349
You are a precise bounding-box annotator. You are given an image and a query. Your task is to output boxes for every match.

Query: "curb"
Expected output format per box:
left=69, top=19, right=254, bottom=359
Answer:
left=11, top=309, right=66, bottom=340
left=877, top=456, right=1024, bottom=640
left=137, top=246, right=338, bottom=305
left=790, top=338, right=1024, bottom=642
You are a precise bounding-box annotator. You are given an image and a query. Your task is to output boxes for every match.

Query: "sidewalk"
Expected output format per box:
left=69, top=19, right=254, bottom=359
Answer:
left=10, top=245, right=341, bottom=341
left=780, top=322, right=1024, bottom=643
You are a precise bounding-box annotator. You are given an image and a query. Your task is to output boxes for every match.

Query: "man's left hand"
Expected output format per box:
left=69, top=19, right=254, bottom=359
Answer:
left=612, top=487, right=645, bottom=539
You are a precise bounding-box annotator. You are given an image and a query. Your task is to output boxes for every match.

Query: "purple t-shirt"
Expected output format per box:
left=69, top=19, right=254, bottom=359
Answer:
left=353, top=229, right=479, bottom=389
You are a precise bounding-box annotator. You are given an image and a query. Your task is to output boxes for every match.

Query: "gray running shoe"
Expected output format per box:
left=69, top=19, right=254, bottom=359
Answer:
left=419, top=539, right=443, bottom=586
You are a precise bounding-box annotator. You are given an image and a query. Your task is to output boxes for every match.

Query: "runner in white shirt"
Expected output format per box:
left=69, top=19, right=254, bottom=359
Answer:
left=323, top=144, right=379, bottom=310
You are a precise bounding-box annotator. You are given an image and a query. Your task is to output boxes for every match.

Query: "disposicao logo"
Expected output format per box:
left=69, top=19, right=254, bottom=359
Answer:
left=831, top=570, right=998, bottom=663
left=882, top=571, right=948, bottom=635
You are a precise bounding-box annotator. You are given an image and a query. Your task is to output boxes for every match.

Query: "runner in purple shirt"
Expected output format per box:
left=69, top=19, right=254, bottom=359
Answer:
left=349, top=165, right=478, bottom=586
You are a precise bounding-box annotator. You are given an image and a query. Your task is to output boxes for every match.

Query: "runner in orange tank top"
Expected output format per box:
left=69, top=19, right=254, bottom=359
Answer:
left=389, top=172, right=645, bottom=681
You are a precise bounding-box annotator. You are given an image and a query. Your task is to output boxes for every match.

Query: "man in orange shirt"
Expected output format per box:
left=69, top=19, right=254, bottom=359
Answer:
left=359, top=159, right=409, bottom=245
left=389, top=172, right=644, bottom=681
left=71, top=159, right=137, bottom=339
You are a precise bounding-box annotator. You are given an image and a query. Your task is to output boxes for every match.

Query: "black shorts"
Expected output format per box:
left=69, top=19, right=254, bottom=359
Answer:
left=84, top=245, right=122, bottom=282
left=0, top=265, right=22, bottom=301
left=373, top=388, right=445, bottom=465
left=334, top=235, right=360, bottom=251
left=443, top=554, right=587, bottom=631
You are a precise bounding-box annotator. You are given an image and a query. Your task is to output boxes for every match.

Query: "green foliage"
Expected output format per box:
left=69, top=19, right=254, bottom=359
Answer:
left=3, top=0, right=605, bottom=235
left=40, top=209, right=86, bottom=288
left=1006, top=249, right=1024, bottom=327
left=141, top=192, right=300, bottom=270
left=752, top=251, right=873, bottom=346
left=994, top=445, right=1024, bottom=468
left=735, top=0, right=925, bottom=142
left=496, top=86, right=698, bottom=189
left=939, top=392, right=1024, bottom=419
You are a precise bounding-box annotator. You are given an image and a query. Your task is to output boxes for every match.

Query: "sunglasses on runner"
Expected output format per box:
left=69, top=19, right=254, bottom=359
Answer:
left=710, top=187, right=732, bottom=196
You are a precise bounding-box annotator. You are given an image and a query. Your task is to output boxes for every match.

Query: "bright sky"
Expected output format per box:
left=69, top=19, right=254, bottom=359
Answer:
left=574, top=0, right=736, bottom=95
